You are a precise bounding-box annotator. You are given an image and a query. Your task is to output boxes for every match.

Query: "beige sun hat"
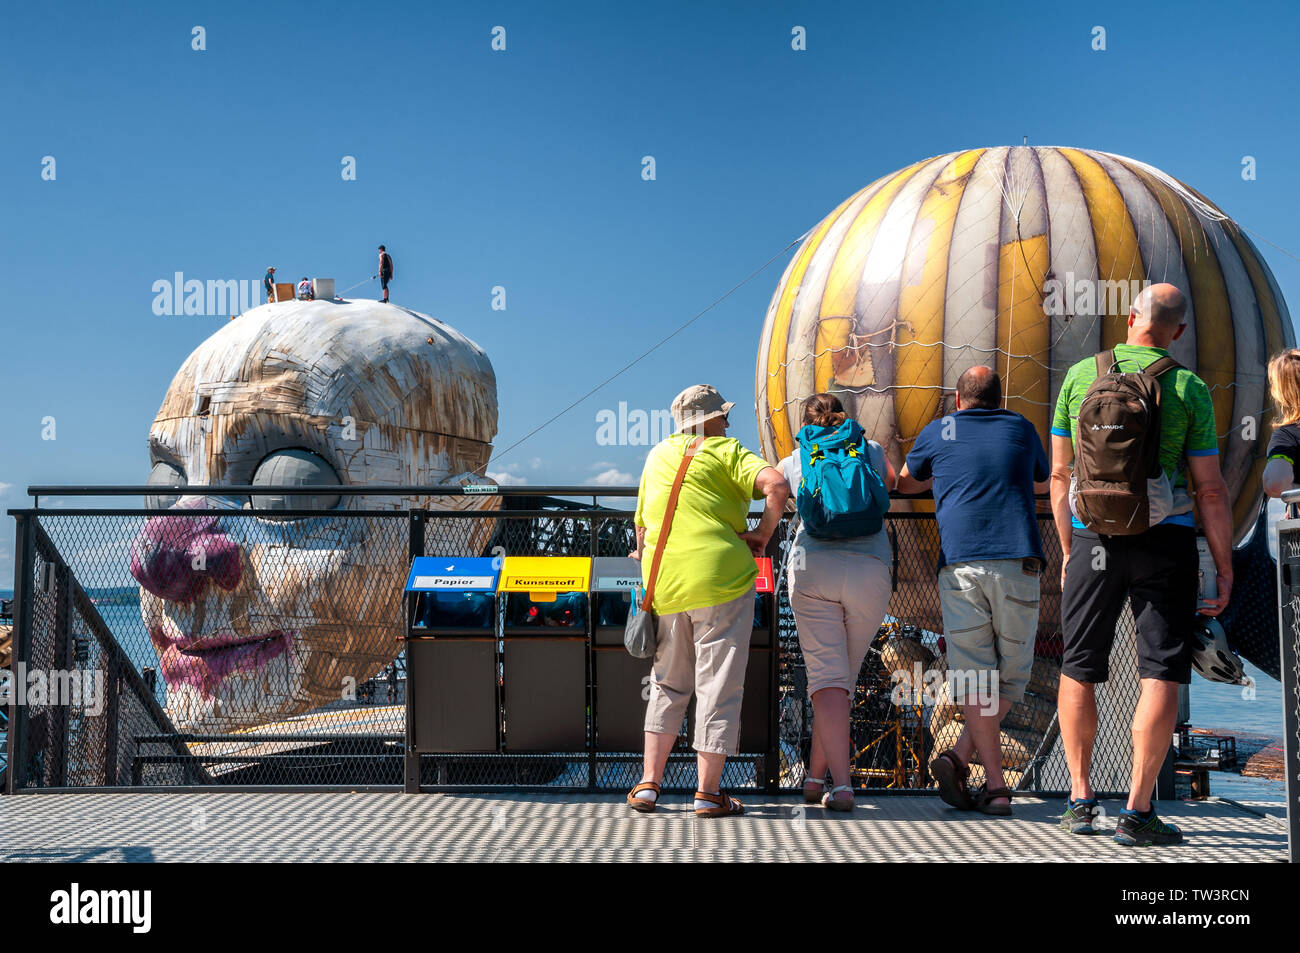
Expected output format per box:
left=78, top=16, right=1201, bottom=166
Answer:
left=671, top=384, right=735, bottom=430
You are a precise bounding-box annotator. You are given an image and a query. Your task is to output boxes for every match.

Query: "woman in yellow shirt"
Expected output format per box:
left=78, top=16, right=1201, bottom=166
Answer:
left=626, top=385, right=789, bottom=817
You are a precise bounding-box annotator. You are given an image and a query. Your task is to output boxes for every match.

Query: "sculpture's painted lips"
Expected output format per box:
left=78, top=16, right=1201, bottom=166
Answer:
left=150, top=627, right=292, bottom=699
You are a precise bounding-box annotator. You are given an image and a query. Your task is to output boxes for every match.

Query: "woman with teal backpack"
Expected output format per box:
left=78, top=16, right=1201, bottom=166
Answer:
left=777, top=393, right=894, bottom=811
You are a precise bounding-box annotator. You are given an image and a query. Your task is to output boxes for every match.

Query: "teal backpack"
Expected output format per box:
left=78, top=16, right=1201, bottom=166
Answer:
left=796, top=419, right=890, bottom=539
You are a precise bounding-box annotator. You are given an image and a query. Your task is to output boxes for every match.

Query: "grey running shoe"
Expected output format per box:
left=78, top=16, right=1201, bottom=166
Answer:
left=1060, top=797, right=1099, bottom=834
left=1114, top=811, right=1182, bottom=846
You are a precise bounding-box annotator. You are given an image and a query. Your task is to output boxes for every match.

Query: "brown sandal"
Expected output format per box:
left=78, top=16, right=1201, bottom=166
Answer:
left=627, top=781, right=661, bottom=813
left=930, top=750, right=973, bottom=810
left=972, top=783, right=1013, bottom=817
left=694, top=790, right=744, bottom=818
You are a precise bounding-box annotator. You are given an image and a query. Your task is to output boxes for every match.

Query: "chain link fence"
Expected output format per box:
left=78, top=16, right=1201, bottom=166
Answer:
left=775, top=512, right=1075, bottom=795
left=6, top=493, right=1147, bottom=796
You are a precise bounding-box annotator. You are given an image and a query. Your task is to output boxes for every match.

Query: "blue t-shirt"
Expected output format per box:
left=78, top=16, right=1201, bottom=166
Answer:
left=905, top=408, right=1048, bottom=568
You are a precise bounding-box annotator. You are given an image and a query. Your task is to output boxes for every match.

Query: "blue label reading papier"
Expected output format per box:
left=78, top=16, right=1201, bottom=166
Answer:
left=405, top=556, right=500, bottom=592
left=412, top=575, right=495, bottom=589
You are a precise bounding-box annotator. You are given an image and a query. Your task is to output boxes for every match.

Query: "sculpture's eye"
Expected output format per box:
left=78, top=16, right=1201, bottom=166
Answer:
left=250, top=449, right=342, bottom=516
left=145, top=461, right=187, bottom=510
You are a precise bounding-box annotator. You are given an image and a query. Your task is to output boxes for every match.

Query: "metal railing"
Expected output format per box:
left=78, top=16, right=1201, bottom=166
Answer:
left=6, top=484, right=1140, bottom=797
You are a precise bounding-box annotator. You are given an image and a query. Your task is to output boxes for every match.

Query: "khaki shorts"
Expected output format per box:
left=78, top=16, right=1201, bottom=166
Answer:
left=644, top=587, right=755, bottom=755
left=937, top=559, right=1040, bottom=704
left=788, top=549, right=891, bottom=695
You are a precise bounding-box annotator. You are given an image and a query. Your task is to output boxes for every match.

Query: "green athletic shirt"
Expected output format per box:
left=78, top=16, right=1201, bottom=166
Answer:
left=634, top=434, right=768, bottom=615
left=1050, top=343, right=1219, bottom=527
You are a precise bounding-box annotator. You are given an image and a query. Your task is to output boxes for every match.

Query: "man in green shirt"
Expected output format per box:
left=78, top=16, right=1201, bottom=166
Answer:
left=627, top=385, right=789, bottom=818
left=1049, top=283, right=1233, bottom=846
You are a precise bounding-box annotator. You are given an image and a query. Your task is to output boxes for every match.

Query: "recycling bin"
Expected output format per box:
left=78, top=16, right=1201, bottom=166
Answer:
left=590, top=556, right=777, bottom=754
left=498, top=556, right=592, bottom=751
left=591, top=556, right=654, bottom=751
left=404, top=557, right=500, bottom=754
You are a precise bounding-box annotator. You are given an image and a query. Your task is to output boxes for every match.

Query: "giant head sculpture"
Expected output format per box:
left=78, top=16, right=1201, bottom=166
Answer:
left=131, top=299, right=499, bottom=731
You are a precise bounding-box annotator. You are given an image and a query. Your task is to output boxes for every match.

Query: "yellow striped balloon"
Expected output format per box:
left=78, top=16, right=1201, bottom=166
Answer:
left=756, top=146, right=1293, bottom=543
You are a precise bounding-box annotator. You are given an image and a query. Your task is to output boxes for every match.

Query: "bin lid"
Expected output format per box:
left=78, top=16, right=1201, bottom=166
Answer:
left=591, top=556, right=643, bottom=592
left=498, top=556, right=592, bottom=602
left=405, top=556, right=500, bottom=592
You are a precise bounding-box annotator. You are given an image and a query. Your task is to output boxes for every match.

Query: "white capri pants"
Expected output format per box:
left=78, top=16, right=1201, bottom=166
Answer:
left=788, top=548, right=892, bottom=695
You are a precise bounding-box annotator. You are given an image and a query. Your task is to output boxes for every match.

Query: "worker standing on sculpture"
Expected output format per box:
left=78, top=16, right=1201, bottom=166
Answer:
left=378, top=245, right=394, bottom=303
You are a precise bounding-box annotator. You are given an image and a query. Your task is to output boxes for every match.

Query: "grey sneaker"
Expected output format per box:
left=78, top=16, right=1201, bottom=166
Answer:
left=1114, top=810, right=1183, bottom=846
left=1060, top=797, right=1099, bottom=834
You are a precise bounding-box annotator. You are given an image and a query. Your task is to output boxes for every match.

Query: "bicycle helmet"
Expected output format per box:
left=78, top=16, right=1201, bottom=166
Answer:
left=1190, top=617, right=1247, bottom=685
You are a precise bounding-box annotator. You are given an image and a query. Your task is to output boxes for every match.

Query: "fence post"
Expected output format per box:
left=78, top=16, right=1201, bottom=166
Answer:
left=104, top=639, right=120, bottom=785
left=1277, top=512, right=1300, bottom=862
left=51, top=563, right=71, bottom=788
left=404, top=509, right=425, bottom=794
left=7, top=513, right=35, bottom=793
left=587, top=514, right=598, bottom=793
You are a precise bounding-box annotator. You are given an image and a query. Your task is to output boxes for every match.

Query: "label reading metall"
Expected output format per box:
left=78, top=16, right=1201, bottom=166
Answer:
left=596, top=576, right=641, bottom=590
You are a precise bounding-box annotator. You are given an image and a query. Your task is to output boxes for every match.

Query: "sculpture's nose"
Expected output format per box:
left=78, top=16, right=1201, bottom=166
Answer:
left=130, top=513, right=242, bottom=603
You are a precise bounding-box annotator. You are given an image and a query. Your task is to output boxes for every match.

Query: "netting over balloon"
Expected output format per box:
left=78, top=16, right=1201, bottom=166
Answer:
left=755, top=146, right=1293, bottom=543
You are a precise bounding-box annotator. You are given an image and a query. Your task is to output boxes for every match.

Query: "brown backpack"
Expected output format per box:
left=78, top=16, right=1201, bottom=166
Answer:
left=1071, top=349, right=1181, bottom=535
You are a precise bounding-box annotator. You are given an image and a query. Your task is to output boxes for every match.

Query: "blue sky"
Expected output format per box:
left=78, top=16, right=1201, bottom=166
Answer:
left=2, top=0, right=1299, bottom=583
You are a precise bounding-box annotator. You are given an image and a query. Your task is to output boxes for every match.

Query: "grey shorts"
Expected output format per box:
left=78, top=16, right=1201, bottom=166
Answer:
left=937, top=559, right=1041, bottom=704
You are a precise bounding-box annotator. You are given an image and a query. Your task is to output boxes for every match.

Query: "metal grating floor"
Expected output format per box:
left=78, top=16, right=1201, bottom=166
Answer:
left=0, top=792, right=1287, bottom=863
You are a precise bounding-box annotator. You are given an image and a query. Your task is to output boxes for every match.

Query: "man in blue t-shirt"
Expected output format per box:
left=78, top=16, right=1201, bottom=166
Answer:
left=898, top=365, right=1049, bottom=816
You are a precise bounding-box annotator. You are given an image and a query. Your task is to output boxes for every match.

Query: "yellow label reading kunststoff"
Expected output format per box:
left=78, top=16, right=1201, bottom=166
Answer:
left=497, top=556, right=592, bottom=593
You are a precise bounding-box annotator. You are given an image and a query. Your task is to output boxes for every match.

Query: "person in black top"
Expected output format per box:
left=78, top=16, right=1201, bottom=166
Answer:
left=378, top=245, right=394, bottom=303
left=1264, top=349, right=1300, bottom=498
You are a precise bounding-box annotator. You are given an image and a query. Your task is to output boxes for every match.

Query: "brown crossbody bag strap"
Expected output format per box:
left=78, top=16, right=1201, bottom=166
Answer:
left=641, top=435, right=704, bottom=611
